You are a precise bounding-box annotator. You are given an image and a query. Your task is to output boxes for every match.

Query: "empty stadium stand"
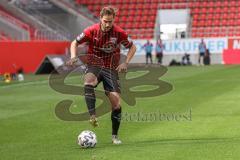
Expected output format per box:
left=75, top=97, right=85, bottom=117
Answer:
left=1, top=0, right=240, bottom=40
left=189, top=0, right=240, bottom=37
left=76, top=0, right=240, bottom=39
left=0, top=0, right=74, bottom=41
left=0, top=5, right=32, bottom=40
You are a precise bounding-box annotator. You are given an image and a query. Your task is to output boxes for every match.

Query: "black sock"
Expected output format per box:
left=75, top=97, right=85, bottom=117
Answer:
left=84, top=85, right=96, bottom=116
left=111, top=107, right=122, bottom=135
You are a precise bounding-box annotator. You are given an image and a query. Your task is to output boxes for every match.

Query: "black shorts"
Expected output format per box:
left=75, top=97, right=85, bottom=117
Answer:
left=156, top=52, right=163, bottom=58
left=200, top=52, right=205, bottom=56
left=85, top=66, right=121, bottom=94
left=146, top=52, right=152, bottom=58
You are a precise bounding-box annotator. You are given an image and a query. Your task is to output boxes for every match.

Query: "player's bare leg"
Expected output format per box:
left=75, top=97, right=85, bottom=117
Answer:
left=108, top=92, right=122, bottom=144
left=84, top=73, right=99, bottom=127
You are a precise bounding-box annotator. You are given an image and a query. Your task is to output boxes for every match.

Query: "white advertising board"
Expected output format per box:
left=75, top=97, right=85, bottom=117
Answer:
left=133, top=38, right=228, bottom=55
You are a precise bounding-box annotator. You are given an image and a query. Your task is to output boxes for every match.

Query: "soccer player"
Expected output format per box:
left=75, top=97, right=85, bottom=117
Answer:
left=143, top=40, right=153, bottom=64
left=66, top=6, right=136, bottom=144
left=198, top=38, right=207, bottom=65
left=155, top=39, right=165, bottom=64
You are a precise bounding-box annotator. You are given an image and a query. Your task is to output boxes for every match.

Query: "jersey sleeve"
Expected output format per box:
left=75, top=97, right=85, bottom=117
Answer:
left=119, top=31, right=133, bottom=49
left=76, top=27, right=91, bottom=44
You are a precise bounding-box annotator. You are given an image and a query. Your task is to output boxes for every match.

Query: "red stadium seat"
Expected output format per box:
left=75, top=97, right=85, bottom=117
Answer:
left=233, top=20, right=239, bottom=26
left=135, top=16, right=141, bottom=22
left=128, top=4, right=135, bottom=10
left=214, top=14, right=220, bottom=19
left=150, top=3, right=158, bottom=10
left=222, top=13, right=228, bottom=19
left=198, top=32, right=204, bottom=38
left=221, top=2, right=227, bottom=7
left=193, top=1, right=200, bottom=8
left=213, top=20, right=220, bottom=26
left=199, top=14, right=206, bottom=20
left=102, top=0, right=109, bottom=4
left=142, top=22, right=147, bottom=29
left=215, top=1, right=221, bottom=7
left=192, top=20, right=198, bottom=27
left=149, top=16, right=155, bottom=21
left=230, top=0, right=236, bottom=6
left=191, top=8, right=200, bottom=14
left=121, top=10, right=128, bottom=16
left=229, top=7, right=237, bottom=13
left=221, top=19, right=228, bottom=26
left=229, top=19, right=234, bottom=26
left=237, top=1, right=240, bottom=7
left=125, top=23, right=131, bottom=29
left=223, top=7, right=228, bottom=13
left=204, top=28, right=211, bottom=37
left=205, top=20, right=212, bottom=27
left=189, top=2, right=195, bottom=8
left=208, top=1, right=214, bottom=8
left=191, top=32, right=197, bottom=38
left=109, top=0, right=116, bottom=4
left=206, top=14, right=213, bottom=20
left=129, top=10, right=135, bottom=16
left=142, top=16, right=148, bottom=22
left=229, top=13, right=235, bottom=19
left=200, top=8, right=207, bottom=14
left=208, top=8, right=214, bottom=14
left=87, top=5, right=94, bottom=11
left=213, top=27, right=220, bottom=34
left=202, top=1, right=208, bottom=8
left=236, top=19, right=240, bottom=25
left=121, top=17, right=127, bottom=22
left=136, top=9, right=142, bottom=15
left=191, top=27, right=197, bottom=33
left=193, top=14, right=198, bottom=20
left=149, top=22, right=155, bottom=28
left=142, top=10, right=149, bottom=16
left=127, top=16, right=134, bottom=22
left=199, top=20, right=205, bottom=27
left=215, top=7, right=221, bottom=13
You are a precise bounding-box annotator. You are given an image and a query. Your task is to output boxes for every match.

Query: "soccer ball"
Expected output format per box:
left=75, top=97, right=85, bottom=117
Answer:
left=77, top=130, right=97, bottom=148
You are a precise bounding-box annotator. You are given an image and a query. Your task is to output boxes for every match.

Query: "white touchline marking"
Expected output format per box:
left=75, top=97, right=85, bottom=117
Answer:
left=0, top=76, right=81, bottom=89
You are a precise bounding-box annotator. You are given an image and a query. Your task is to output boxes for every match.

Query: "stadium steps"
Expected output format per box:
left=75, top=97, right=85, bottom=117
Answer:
left=0, top=0, right=66, bottom=41
left=11, top=0, right=70, bottom=40
left=0, top=31, right=12, bottom=41
left=11, top=0, right=98, bottom=40
left=0, top=5, right=30, bottom=40
left=49, top=0, right=98, bottom=39
left=50, top=0, right=98, bottom=23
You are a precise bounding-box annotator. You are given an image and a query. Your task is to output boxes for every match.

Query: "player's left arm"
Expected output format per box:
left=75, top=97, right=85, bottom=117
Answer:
left=116, top=44, right=136, bottom=73
left=125, top=44, right=136, bottom=64
left=116, top=31, right=137, bottom=72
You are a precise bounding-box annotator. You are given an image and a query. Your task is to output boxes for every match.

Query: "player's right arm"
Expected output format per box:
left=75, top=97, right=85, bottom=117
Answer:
left=65, top=40, right=78, bottom=65
left=66, top=29, right=91, bottom=65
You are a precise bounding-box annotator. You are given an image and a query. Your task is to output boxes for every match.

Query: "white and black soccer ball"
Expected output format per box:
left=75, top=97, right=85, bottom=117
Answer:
left=77, top=130, right=97, bottom=148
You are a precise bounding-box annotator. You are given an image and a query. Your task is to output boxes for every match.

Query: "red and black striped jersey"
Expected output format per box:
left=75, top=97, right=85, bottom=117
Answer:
left=76, top=23, right=133, bottom=69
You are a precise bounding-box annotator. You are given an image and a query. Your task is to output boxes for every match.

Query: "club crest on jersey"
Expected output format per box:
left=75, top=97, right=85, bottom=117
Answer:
left=110, top=37, right=117, bottom=44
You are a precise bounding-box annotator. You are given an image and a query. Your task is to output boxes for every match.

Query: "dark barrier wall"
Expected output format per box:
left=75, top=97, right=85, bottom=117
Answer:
left=0, top=41, right=70, bottom=74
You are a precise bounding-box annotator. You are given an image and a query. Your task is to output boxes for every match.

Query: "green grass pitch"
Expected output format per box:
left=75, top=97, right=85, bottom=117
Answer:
left=0, top=65, right=240, bottom=160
